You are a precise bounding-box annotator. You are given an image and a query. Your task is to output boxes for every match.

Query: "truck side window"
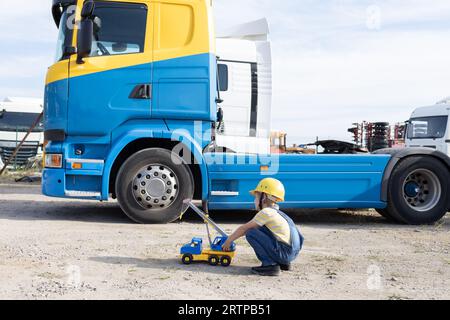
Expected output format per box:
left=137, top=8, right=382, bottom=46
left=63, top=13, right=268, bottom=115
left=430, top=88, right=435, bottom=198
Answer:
left=89, top=2, right=147, bottom=57
left=218, top=64, right=229, bottom=92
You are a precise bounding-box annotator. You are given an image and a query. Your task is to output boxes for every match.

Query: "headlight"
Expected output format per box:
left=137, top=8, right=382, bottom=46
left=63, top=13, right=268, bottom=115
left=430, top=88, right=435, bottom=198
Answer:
left=45, top=154, right=63, bottom=168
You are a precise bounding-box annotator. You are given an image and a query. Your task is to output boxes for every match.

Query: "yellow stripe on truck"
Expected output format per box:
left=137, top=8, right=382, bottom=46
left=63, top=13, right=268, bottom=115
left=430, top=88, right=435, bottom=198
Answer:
left=46, top=59, right=70, bottom=86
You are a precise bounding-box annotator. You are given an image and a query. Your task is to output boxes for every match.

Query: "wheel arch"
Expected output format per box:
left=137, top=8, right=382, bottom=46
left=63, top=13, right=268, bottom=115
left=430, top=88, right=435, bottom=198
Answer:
left=375, top=148, right=450, bottom=208
left=101, top=130, right=209, bottom=201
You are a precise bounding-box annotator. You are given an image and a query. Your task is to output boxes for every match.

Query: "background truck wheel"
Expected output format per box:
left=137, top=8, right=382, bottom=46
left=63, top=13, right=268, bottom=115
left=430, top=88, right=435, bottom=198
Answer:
left=384, top=156, right=449, bottom=225
left=208, top=256, right=219, bottom=266
left=220, top=256, right=231, bottom=267
left=182, top=254, right=193, bottom=265
left=116, top=148, right=194, bottom=224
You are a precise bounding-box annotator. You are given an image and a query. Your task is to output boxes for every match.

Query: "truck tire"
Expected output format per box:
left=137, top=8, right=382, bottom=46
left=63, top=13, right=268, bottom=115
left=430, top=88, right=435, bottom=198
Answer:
left=385, top=156, right=449, bottom=225
left=116, top=148, right=194, bottom=224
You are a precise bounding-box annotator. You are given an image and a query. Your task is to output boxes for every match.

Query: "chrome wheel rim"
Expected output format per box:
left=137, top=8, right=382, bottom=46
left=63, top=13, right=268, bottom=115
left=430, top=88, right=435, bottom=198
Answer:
left=402, top=169, right=441, bottom=212
left=132, top=164, right=179, bottom=210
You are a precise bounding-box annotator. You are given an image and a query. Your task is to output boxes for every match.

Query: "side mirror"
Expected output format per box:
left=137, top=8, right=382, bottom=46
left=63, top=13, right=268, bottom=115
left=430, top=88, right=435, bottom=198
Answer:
left=76, top=1, right=95, bottom=64
left=76, top=19, right=93, bottom=64
left=217, top=64, right=229, bottom=92
left=81, top=1, right=95, bottom=18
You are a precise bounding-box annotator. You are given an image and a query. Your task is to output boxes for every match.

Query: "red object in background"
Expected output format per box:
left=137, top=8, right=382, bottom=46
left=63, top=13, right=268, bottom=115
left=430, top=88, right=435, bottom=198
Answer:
left=348, top=121, right=406, bottom=152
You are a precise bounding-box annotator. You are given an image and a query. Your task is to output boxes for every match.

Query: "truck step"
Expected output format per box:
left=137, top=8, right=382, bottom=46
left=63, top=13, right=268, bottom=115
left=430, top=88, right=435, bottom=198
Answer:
left=211, top=191, right=240, bottom=196
left=65, top=190, right=101, bottom=199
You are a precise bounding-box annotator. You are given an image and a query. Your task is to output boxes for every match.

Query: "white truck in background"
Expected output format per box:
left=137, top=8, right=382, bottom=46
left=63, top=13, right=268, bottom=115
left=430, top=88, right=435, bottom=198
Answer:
left=406, top=97, right=450, bottom=156
left=215, top=19, right=272, bottom=155
left=0, top=97, right=44, bottom=168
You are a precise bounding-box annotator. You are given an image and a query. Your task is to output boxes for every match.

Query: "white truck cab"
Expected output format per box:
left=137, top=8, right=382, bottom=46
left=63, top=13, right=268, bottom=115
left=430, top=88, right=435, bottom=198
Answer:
left=215, top=19, right=272, bottom=155
left=406, top=98, right=450, bottom=156
left=0, top=97, right=44, bottom=168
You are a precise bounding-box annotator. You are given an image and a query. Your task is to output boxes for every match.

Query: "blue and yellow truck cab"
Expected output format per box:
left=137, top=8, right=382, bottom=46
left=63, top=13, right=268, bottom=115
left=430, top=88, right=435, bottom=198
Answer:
left=180, top=236, right=235, bottom=267
left=43, top=0, right=450, bottom=226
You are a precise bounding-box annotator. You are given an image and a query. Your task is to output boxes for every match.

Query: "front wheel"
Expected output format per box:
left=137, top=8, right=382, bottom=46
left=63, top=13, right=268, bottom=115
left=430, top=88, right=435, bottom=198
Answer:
left=182, top=254, right=193, bottom=265
left=384, top=156, right=449, bottom=225
left=116, top=148, right=194, bottom=224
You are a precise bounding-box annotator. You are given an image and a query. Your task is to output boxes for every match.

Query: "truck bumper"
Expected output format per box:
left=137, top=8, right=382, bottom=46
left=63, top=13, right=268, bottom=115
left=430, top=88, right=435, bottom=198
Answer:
left=42, top=168, right=66, bottom=198
left=42, top=167, right=103, bottom=200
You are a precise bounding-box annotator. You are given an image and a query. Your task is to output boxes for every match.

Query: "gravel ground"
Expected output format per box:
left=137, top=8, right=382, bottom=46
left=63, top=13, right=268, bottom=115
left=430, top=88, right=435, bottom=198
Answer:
left=0, top=183, right=448, bottom=300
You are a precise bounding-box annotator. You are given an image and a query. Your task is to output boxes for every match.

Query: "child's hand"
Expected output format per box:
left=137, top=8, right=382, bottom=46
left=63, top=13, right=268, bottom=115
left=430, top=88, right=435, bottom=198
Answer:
left=222, top=239, right=232, bottom=252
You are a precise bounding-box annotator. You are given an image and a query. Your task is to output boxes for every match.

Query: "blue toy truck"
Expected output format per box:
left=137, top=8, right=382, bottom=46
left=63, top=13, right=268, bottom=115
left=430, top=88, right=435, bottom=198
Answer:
left=180, top=202, right=237, bottom=267
left=180, top=236, right=235, bottom=267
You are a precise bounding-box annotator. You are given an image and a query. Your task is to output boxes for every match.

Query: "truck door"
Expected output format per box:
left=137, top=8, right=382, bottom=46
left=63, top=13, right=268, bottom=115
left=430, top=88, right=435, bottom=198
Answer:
left=217, top=61, right=254, bottom=137
left=68, top=1, right=153, bottom=137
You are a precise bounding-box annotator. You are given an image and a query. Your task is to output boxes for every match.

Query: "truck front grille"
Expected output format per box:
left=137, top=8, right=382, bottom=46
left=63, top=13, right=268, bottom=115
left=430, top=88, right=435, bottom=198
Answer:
left=0, top=140, right=40, bottom=167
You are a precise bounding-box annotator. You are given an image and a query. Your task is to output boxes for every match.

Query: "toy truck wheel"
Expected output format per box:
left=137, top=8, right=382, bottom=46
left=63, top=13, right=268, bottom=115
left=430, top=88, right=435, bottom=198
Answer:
left=182, top=254, right=193, bottom=265
left=116, top=148, right=194, bottom=224
left=208, top=256, right=219, bottom=266
left=385, top=156, right=449, bottom=225
left=220, top=256, right=232, bottom=267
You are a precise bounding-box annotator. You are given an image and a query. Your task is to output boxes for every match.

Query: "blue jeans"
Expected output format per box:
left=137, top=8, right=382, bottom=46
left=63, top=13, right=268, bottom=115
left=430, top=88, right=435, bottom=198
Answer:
left=246, top=226, right=301, bottom=267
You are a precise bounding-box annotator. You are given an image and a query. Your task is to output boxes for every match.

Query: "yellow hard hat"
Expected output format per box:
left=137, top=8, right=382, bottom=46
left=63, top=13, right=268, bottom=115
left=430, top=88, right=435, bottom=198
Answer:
left=250, top=178, right=285, bottom=202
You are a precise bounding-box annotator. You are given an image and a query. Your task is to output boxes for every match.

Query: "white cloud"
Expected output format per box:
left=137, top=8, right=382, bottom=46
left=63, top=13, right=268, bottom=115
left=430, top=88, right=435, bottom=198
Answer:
left=0, top=0, right=57, bottom=100
left=215, top=0, right=450, bottom=143
left=0, top=55, right=53, bottom=79
left=0, top=0, right=56, bottom=43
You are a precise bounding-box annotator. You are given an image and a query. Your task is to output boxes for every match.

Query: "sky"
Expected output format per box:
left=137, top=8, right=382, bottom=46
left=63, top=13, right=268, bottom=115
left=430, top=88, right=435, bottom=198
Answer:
left=1, top=0, right=450, bottom=143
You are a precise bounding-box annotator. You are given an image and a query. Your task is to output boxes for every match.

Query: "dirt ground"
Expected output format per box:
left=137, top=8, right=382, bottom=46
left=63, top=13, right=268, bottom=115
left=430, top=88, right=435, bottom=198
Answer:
left=0, top=183, right=448, bottom=300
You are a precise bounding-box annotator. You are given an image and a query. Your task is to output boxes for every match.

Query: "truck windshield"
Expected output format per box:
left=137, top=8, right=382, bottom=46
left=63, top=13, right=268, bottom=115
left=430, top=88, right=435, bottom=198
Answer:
left=0, top=112, right=43, bottom=133
left=407, top=116, right=448, bottom=139
left=54, top=6, right=74, bottom=62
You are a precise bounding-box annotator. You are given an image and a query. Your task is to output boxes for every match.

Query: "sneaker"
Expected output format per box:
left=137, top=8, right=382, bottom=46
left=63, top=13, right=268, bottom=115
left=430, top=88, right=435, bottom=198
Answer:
left=251, top=265, right=281, bottom=277
left=280, top=263, right=292, bottom=271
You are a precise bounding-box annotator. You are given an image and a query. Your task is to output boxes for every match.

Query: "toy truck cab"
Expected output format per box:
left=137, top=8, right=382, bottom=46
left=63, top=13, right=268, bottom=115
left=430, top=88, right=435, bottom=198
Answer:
left=180, top=237, right=203, bottom=256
